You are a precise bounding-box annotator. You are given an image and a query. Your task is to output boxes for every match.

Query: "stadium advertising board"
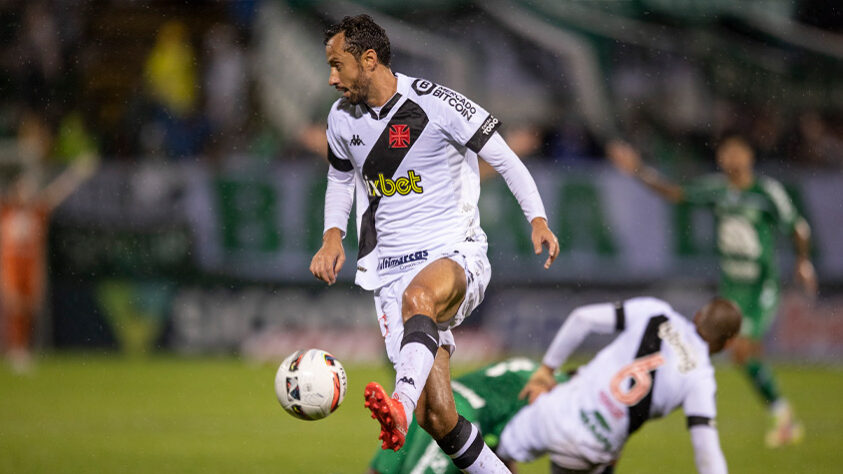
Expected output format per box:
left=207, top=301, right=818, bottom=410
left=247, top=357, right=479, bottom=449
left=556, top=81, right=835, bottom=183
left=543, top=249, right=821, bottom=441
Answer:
left=48, top=161, right=843, bottom=356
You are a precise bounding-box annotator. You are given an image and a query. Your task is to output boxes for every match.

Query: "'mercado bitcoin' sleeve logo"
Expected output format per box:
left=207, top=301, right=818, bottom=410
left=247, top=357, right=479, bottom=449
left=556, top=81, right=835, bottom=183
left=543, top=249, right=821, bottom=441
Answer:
left=365, top=170, right=423, bottom=197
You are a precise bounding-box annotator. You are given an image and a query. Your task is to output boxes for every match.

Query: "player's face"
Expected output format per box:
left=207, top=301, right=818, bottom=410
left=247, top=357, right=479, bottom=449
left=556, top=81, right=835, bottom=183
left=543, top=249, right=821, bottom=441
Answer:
left=326, top=33, right=370, bottom=105
left=716, top=140, right=754, bottom=177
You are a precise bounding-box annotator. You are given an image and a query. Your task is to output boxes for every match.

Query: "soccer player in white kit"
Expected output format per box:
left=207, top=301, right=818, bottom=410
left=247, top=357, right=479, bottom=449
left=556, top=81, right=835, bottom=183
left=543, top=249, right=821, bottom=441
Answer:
left=309, top=15, right=559, bottom=473
left=497, top=297, right=742, bottom=474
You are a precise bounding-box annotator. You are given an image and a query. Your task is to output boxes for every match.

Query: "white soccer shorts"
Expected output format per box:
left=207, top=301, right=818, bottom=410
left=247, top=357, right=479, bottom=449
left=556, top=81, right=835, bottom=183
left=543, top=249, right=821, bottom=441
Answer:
left=373, top=240, right=491, bottom=365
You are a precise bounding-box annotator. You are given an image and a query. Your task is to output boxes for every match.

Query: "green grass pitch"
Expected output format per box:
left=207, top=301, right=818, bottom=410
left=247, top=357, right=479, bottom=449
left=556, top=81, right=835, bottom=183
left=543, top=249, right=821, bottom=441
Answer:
left=1, top=355, right=841, bottom=473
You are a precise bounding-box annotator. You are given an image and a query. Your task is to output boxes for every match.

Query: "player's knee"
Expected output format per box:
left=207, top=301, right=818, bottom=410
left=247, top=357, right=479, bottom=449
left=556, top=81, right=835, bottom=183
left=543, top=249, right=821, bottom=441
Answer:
left=402, top=284, right=436, bottom=320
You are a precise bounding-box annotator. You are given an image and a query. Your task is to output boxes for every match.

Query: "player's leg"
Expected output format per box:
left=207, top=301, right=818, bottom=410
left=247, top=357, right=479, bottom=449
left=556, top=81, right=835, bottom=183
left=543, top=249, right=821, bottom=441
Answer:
left=2, top=275, right=34, bottom=371
left=418, top=347, right=509, bottom=473
left=365, top=257, right=467, bottom=450
left=727, top=280, right=802, bottom=446
left=393, top=257, right=466, bottom=421
left=725, top=281, right=781, bottom=404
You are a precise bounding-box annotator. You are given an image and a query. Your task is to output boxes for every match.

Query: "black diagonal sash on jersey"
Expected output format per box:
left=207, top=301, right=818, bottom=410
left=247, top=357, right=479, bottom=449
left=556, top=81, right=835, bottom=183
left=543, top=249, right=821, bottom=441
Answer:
left=358, top=99, right=429, bottom=260
left=628, top=314, right=668, bottom=435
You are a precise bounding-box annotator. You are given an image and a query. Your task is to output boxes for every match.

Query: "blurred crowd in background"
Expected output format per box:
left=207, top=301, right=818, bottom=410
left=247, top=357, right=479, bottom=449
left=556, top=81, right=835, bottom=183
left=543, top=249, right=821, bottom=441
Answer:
left=0, top=0, right=841, bottom=177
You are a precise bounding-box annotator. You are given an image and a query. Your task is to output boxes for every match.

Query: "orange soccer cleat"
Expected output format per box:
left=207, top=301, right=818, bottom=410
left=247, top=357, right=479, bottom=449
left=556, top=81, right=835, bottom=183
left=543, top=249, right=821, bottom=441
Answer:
left=364, top=381, right=408, bottom=451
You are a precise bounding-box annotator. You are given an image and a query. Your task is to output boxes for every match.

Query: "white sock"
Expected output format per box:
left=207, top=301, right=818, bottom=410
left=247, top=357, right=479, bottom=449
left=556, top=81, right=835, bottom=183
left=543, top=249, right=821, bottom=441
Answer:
left=437, top=417, right=511, bottom=473
left=463, top=443, right=510, bottom=474
left=394, top=343, right=435, bottom=421
left=770, top=398, right=790, bottom=417
left=393, top=314, right=439, bottom=422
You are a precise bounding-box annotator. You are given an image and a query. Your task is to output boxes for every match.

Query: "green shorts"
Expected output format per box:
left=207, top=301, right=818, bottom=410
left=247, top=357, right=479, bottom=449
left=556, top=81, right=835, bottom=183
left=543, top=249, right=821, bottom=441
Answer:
left=720, top=278, right=779, bottom=340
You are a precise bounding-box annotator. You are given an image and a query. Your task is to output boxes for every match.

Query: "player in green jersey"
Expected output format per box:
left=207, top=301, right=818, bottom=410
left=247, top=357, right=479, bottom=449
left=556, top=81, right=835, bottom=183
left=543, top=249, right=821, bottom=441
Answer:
left=370, top=358, right=570, bottom=474
left=607, top=134, right=817, bottom=447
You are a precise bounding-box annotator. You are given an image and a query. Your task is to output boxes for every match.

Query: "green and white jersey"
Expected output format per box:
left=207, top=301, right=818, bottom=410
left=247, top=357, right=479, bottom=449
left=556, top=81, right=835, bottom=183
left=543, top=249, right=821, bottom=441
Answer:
left=683, top=174, right=800, bottom=285
left=370, top=358, right=568, bottom=474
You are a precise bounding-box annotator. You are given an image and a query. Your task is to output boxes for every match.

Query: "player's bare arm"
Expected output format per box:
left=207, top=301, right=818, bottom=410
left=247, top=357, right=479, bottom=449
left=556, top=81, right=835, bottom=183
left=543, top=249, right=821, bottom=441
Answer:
left=310, top=227, right=345, bottom=285
left=607, top=140, right=684, bottom=202
left=792, top=218, right=818, bottom=296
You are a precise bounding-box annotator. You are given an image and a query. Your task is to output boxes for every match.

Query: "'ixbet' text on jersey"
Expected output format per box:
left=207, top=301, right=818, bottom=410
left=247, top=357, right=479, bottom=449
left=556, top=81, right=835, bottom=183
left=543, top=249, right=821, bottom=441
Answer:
left=365, top=170, right=423, bottom=197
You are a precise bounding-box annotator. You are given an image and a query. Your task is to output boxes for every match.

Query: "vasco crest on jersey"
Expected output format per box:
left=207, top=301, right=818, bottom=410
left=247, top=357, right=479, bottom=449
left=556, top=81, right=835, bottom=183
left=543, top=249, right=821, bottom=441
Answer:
left=388, top=124, right=411, bottom=148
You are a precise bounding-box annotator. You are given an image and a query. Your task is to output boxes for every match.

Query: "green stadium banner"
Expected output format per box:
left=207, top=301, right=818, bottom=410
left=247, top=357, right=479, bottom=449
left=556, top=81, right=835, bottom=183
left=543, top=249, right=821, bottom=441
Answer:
left=52, top=161, right=843, bottom=285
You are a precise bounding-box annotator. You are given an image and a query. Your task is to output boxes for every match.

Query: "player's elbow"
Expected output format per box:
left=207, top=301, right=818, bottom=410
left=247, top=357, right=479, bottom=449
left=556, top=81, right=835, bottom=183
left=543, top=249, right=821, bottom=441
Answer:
left=567, top=307, right=590, bottom=326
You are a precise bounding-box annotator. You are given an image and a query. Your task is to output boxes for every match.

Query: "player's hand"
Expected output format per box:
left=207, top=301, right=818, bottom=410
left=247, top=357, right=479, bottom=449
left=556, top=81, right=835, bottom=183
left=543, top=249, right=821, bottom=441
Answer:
left=310, top=228, right=345, bottom=285
left=606, top=140, right=642, bottom=176
left=519, top=364, right=556, bottom=404
left=795, top=257, right=818, bottom=298
left=531, top=217, right=559, bottom=270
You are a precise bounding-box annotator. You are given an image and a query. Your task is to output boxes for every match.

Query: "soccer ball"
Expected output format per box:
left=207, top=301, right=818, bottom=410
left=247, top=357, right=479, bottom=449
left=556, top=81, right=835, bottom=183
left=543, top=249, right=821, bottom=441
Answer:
left=274, top=348, right=348, bottom=420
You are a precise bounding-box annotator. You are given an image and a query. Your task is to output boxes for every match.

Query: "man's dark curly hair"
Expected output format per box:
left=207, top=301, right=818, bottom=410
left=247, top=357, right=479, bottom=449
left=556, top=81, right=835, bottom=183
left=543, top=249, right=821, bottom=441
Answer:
left=324, top=14, right=391, bottom=67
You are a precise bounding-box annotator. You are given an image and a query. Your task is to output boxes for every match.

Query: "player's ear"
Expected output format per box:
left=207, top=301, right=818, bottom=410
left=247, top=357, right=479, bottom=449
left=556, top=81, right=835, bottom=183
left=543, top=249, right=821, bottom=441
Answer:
left=362, top=48, right=378, bottom=70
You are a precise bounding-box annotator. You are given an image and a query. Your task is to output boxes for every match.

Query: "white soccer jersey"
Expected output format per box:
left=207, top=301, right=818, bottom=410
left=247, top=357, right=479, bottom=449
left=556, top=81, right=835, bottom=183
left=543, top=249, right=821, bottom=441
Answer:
left=324, top=73, right=545, bottom=290
left=539, top=297, right=718, bottom=464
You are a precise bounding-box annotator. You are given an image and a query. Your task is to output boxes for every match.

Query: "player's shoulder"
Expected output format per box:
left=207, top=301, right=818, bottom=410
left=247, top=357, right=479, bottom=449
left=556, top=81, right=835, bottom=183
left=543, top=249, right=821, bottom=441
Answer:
left=623, top=296, right=675, bottom=319
left=757, top=175, right=798, bottom=215
left=399, top=73, right=484, bottom=121
left=327, top=97, right=367, bottom=129
left=757, top=175, right=790, bottom=198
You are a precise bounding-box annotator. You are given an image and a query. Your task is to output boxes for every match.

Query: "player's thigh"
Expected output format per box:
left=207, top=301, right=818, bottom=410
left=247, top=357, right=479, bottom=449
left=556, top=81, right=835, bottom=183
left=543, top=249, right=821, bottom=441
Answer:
left=402, top=258, right=466, bottom=324
left=415, top=346, right=459, bottom=438
left=721, top=280, right=763, bottom=338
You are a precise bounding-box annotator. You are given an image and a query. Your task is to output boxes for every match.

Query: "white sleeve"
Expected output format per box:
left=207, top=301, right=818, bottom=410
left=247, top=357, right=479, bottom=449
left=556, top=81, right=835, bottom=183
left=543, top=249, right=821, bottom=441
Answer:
left=685, top=366, right=723, bottom=473
left=477, top=133, right=547, bottom=223
left=429, top=86, right=546, bottom=223
left=542, top=302, right=620, bottom=369
left=683, top=368, right=718, bottom=420
left=324, top=119, right=355, bottom=237
left=324, top=166, right=354, bottom=237
left=621, top=297, right=675, bottom=327
left=690, top=426, right=728, bottom=474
